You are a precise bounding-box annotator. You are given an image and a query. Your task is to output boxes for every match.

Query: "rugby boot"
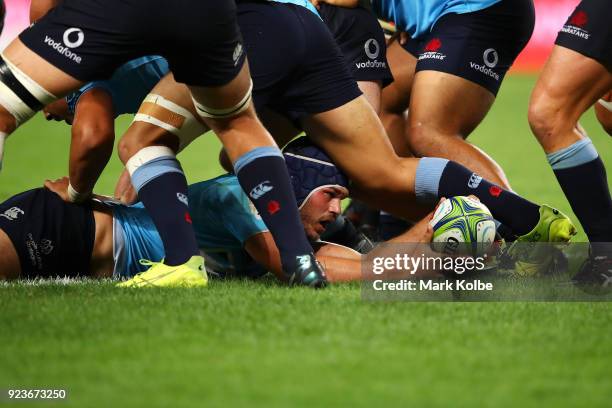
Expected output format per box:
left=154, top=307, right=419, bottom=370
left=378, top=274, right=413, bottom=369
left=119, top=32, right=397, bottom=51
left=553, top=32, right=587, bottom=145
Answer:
left=285, top=253, right=327, bottom=288
left=572, top=251, right=612, bottom=295
left=507, top=205, right=577, bottom=276
left=117, top=255, right=207, bottom=288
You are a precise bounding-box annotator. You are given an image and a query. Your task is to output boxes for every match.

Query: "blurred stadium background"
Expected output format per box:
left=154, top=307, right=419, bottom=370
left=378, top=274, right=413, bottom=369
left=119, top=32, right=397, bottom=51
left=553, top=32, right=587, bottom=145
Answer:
left=0, top=1, right=610, bottom=407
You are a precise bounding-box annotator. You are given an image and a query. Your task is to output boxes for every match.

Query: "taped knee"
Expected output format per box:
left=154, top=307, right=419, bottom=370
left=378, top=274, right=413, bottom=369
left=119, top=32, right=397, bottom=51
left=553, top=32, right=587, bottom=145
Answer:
left=598, top=98, right=612, bottom=113
left=192, top=79, right=253, bottom=120
left=126, top=145, right=183, bottom=192
left=0, top=54, right=56, bottom=127
left=133, top=94, right=207, bottom=152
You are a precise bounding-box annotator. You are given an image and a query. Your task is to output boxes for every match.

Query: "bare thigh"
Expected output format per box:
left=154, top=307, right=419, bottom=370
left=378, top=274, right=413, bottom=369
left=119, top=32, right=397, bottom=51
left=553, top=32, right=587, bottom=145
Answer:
left=529, top=45, right=612, bottom=152
left=0, top=229, right=20, bottom=279
left=408, top=70, right=494, bottom=139
left=301, top=96, right=430, bottom=220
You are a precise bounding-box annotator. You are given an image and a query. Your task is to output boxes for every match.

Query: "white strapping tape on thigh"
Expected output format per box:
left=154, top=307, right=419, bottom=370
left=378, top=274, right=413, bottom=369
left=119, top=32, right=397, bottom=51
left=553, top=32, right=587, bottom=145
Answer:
left=598, top=98, right=612, bottom=113
left=192, top=79, right=253, bottom=119
left=125, top=145, right=175, bottom=176
left=133, top=93, right=207, bottom=152
left=0, top=53, right=56, bottom=126
left=0, top=132, right=7, bottom=171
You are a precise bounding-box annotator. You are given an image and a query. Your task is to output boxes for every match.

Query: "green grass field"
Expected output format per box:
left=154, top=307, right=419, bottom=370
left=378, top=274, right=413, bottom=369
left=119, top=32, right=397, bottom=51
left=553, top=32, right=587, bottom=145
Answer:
left=1, top=75, right=611, bottom=407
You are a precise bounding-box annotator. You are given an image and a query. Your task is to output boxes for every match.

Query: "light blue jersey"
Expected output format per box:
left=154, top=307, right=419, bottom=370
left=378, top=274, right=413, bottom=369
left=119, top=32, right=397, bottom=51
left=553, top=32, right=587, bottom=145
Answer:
left=266, top=0, right=320, bottom=16
left=112, top=174, right=268, bottom=279
left=372, top=0, right=502, bottom=38
left=66, top=56, right=169, bottom=117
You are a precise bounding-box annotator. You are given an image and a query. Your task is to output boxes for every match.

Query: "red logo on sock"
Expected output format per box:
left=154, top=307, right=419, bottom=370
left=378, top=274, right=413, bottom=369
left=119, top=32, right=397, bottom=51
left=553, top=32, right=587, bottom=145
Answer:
left=569, top=10, right=588, bottom=27
left=185, top=212, right=193, bottom=224
left=267, top=200, right=280, bottom=215
left=489, top=186, right=502, bottom=198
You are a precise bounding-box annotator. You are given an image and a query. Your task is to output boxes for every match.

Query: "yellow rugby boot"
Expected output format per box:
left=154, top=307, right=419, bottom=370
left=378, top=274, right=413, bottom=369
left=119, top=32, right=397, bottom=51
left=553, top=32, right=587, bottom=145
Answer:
left=507, top=205, right=577, bottom=276
left=117, top=255, right=207, bottom=288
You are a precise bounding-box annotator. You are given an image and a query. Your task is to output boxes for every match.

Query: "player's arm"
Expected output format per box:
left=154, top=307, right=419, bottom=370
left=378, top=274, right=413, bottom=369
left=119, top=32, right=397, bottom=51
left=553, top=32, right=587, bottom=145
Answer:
left=243, top=231, right=369, bottom=283
left=45, top=89, right=115, bottom=202
left=244, top=232, right=285, bottom=281
left=114, top=169, right=138, bottom=204
left=315, top=215, right=439, bottom=282
left=29, top=0, right=61, bottom=22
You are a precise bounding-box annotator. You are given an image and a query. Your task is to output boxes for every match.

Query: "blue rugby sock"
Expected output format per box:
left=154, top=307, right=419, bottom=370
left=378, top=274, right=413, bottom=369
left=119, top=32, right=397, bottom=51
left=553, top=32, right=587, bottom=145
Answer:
left=415, top=158, right=540, bottom=236
left=234, top=147, right=313, bottom=272
left=132, top=158, right=199, bottom=266
left=548, top=139, right=612, bottom=248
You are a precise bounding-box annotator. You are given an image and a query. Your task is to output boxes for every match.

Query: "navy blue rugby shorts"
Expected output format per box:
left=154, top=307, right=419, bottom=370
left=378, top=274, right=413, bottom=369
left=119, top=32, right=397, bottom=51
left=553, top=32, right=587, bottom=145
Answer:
left=237, top=1, right=362, bottom=121
left=19, top=0, right=245, bottom=87
left=400, top=0, right=535, bottom=96
left=0, top=188, right=94, bottom=279
left=318, top=3, right=393, bottom=87
left=555, top=0, right=612, bottom=70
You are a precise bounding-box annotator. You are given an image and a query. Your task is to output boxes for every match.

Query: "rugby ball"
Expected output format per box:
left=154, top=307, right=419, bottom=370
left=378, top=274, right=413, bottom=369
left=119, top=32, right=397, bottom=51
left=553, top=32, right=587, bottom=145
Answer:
left=429, top=196, right=496, bottom=257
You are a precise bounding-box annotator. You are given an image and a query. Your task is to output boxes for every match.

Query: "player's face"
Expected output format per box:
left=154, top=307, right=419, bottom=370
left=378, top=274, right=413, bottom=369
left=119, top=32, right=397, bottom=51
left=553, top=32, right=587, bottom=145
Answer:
left=300, top=186, right=349, bottom=241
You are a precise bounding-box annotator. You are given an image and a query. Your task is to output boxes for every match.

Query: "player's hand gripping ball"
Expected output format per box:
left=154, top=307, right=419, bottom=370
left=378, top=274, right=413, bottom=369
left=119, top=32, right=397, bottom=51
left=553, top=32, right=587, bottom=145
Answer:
left=429, top=196, right=497, bottom=257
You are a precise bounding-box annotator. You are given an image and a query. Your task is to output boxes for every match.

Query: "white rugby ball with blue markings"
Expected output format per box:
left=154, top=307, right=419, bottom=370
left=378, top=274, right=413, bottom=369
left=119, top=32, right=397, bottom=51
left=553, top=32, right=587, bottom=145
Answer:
left=429, top=196, right=497, bottom=256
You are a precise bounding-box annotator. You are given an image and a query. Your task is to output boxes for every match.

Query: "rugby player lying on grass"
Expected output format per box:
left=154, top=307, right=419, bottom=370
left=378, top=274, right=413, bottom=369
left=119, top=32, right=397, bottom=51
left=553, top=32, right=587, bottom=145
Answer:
left=0, top=138, right=438, bottom=284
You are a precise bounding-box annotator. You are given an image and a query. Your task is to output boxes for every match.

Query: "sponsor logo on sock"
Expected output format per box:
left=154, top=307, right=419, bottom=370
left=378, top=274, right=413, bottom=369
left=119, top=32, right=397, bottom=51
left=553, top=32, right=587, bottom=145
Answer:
left=561, top=10, right=590, bottom=39
left=418, top=38, right=446, bottom=61
left=176, top=192, right=188, bottom=206
left=250, top=181, right=273, bottom=200
left=267, top=200, right=280, bottom=215
left=0, top=207, right=24, bottom=221
left=468, top=174, right=483, bottom=189
left=297, top=254, right=312, bottom=272
left=184, top=212, right=192, bottom=224
left=489, top=185, right=502, bottom=198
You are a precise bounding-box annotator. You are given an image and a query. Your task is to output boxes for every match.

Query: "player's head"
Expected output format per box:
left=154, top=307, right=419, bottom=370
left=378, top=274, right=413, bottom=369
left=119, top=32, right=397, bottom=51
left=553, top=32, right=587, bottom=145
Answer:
left=283, top=137, right=349, bottom=240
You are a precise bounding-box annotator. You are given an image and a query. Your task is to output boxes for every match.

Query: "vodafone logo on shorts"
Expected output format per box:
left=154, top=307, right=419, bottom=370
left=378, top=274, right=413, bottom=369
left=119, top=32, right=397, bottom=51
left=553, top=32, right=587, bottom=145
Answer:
left=483, top=48, right=499, bottom=68
left=364, top=39, right=380, bottom=59
left=469, top=47, right=500, bottom=81
left=356, top=38, right=387, bottom=70
left=561, top=10, right=590, bottom=40
left=63, top=28, right=85, bottom=48
left=44, top=27, right=85, bottom=64
left=418, top=38, right=446, bottom=61
left=233, top=43, right=244, bottom=66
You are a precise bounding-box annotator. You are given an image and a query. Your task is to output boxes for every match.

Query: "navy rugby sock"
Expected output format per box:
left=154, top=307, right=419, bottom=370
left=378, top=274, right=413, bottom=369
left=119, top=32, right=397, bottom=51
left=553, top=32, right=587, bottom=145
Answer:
left=415, top=158, right=540, bottom=236
left=234, top=147, right=313, bottom=272
left=133, top=160, right=199, bottom=266
left=548, top=139, right=612, bottom=252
